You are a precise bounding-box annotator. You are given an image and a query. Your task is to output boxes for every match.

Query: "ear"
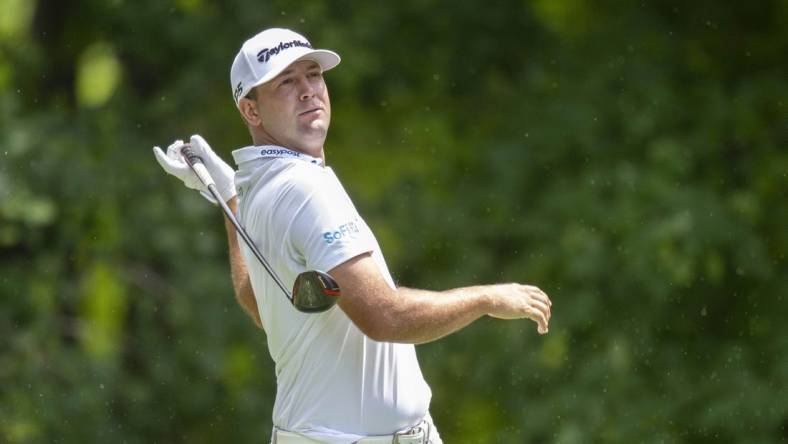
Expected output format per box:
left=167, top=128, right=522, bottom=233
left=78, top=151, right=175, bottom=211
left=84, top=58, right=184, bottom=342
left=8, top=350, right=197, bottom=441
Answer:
left=238, top=97, right=262, bottom=127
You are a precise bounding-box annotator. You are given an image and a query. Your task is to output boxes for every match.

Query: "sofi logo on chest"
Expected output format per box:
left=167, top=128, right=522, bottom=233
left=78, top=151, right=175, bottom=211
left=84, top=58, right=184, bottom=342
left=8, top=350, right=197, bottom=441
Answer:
left=323, top=219, right=362, bottom=244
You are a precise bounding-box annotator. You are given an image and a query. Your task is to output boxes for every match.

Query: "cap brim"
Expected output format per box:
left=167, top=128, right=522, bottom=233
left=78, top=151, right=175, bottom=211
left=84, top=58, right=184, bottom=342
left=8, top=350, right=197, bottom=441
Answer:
left=248, top=48, right=341, bottom=92
left=295, top=49, right=341, bottom=72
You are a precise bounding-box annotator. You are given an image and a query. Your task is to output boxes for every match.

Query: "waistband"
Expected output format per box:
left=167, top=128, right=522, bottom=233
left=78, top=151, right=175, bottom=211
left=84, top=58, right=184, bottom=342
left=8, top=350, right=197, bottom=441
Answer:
left=273, top=419, right=436, bottom=444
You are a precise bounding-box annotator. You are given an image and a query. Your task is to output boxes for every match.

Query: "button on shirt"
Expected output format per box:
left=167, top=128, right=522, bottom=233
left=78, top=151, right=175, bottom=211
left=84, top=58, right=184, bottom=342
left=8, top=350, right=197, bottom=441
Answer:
left=232, top=146, right=432, bottom=444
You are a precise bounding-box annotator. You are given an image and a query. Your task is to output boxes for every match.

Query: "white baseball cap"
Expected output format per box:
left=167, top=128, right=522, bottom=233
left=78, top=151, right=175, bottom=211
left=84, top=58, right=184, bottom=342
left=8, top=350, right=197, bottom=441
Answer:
left=230, top=28, right=341, bottom=105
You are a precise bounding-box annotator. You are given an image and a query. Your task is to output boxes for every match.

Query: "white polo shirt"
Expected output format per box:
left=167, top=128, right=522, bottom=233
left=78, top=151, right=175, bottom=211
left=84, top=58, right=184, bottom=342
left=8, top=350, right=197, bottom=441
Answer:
left=232, top=145, right=432, bottom=444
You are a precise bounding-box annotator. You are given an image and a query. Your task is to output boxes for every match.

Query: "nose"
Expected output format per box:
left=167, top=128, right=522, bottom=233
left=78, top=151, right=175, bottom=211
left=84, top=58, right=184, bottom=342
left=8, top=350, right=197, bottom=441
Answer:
left=297, top=77, right=316, bottom=101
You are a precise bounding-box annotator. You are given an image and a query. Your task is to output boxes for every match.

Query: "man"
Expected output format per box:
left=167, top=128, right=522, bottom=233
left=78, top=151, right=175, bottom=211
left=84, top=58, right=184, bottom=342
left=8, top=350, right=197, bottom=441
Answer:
left=154, top=28, right=552, bottom=444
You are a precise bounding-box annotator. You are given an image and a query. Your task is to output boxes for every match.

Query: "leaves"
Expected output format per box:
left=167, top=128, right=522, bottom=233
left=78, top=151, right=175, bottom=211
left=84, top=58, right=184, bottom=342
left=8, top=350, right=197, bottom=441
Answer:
left=1, top=0, right=786, bottom=443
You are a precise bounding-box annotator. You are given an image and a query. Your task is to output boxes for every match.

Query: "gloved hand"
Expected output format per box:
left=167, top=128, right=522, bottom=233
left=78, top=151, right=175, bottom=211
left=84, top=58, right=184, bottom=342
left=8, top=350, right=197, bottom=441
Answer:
left=153, top=134, right=236, bottom=204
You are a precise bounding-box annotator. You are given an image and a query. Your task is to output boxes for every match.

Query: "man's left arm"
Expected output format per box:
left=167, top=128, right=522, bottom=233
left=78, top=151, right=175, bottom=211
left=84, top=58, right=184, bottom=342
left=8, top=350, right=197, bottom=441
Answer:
left=330, top=253, right=550, bottom=344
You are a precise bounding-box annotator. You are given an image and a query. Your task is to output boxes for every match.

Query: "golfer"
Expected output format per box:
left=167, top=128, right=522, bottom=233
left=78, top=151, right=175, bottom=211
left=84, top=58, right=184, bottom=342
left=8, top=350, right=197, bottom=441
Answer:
left=154, top=28, right=552, bottom=444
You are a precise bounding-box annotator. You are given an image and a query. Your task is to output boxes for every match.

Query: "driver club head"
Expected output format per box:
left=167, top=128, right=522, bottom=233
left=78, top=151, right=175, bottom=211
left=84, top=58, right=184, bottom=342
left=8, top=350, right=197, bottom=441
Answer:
left=292, top=270, right=341, bottom=313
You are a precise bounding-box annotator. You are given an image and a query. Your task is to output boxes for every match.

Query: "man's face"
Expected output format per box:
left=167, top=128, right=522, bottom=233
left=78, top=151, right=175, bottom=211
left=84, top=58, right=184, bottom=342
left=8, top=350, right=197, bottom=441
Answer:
left=249, top=60, right=331, bottom=155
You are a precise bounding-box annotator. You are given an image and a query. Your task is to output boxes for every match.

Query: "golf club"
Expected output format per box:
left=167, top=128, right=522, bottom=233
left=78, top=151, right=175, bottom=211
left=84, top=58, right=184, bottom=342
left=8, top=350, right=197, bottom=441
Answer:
left=180, top=143, right=341, bottom=313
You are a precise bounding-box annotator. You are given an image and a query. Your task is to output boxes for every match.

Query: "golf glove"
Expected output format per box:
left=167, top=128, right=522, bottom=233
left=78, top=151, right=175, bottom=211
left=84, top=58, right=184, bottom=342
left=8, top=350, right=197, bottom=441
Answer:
left=153, top=134, right=236, bottom=204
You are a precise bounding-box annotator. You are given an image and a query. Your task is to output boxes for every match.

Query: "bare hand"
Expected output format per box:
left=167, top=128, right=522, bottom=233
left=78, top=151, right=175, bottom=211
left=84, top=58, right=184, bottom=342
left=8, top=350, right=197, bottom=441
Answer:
left=487, top=284, right=552, bottom=334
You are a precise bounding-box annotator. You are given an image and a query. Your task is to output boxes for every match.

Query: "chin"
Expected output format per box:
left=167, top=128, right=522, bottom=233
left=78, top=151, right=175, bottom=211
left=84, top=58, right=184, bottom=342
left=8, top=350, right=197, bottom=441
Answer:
left=301, top=126, right=328, bottom=141
left=293, top=135, right=327, bottom=155
left=309, top=120, right=329, bottom=132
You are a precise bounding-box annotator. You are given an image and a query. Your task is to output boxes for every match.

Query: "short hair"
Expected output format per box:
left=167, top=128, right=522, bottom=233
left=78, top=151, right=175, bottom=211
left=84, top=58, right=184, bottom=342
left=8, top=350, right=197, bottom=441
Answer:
left=245, top=87, right=258, bottom=101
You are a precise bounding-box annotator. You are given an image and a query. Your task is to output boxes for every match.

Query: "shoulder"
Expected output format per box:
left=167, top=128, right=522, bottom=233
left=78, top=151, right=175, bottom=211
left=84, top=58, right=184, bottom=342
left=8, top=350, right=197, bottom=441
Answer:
left=241, top=159, right=350, bottom=219
left=276, top=162, right=344, bottom=202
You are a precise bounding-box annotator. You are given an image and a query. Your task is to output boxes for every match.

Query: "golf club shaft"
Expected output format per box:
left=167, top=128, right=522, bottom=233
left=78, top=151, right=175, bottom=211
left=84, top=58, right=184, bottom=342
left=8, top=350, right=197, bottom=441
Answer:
left=181, top=146, right=294, bottom=302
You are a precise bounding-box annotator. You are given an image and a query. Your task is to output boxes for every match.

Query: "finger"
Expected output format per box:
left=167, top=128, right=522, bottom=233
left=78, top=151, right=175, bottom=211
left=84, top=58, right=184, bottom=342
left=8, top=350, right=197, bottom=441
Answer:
left=153, top=146, right=181, bottom=172
left=527, top=306, right=549, bottom=333
left=526, top=286, right=551, bottom=307
left=518, top=286, right=550, bottom=318
left=190, top=134, right=211, bottom=155
left=166, top=139, right=185, bottom=159
left=530, top=298, right=551, bottom=321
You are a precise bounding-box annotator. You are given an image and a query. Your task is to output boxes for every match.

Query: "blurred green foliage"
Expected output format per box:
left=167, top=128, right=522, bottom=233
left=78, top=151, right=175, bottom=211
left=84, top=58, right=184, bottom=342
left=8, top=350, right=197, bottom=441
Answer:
left=1, top=0, right=786, bottom=443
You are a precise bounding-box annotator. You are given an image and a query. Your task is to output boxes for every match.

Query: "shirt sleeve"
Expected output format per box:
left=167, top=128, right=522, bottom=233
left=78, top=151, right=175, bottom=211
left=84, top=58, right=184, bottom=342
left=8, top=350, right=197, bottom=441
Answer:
left=283, top=167, right=375, bottom=273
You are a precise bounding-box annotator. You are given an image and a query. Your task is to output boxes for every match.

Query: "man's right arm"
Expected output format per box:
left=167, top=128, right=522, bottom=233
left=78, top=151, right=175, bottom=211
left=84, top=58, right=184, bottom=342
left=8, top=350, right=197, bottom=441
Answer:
left=224, top=197, right=263, bottom=329
left=153, top=136, right=262, bottom=328
left=330, top=253, right=552, bottom=344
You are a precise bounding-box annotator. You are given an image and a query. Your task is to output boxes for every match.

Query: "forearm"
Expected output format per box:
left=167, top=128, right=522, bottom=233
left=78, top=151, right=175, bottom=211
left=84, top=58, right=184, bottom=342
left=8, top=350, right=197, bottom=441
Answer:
left=224, top=197, right=262, bottom=328
left=333, top=254, right=551, bottom=343
left=334, top=258, right=491, bottom=344
left=377, top=285, right=492, bottom=344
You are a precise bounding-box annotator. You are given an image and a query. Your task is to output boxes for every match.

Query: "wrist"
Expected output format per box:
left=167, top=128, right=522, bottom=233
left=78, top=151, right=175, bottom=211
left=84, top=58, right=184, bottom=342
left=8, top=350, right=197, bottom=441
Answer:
left=219, top=184, right=237, bottom=202
left=479, top=285, right=499, bottom=316
left=226, top=195, right=238, bottom=211
left=216, top=173, right=237, bottom=202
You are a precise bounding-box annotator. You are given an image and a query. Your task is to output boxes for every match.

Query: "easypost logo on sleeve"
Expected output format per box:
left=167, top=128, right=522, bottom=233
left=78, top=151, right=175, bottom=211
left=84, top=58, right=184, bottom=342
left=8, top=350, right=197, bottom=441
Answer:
left=323, top=218, right=362, bottom=245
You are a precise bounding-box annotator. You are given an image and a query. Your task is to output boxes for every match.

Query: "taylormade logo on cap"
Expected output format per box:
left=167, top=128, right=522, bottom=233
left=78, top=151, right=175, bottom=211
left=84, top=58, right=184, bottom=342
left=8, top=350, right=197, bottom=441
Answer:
left=257, top=40, right=312, bottom=63
left=230, top=28, right=341, bottom=106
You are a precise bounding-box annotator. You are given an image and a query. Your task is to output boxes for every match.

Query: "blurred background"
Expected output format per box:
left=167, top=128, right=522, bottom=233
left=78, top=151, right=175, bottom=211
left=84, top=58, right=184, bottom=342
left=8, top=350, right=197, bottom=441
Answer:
left=1, top=0, right=786, bottom=442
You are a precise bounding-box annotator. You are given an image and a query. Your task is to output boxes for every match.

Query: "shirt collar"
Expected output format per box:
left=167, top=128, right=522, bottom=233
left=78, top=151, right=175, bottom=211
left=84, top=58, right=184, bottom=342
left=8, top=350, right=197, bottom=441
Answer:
left=232, top=145, right=323, bottom=167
